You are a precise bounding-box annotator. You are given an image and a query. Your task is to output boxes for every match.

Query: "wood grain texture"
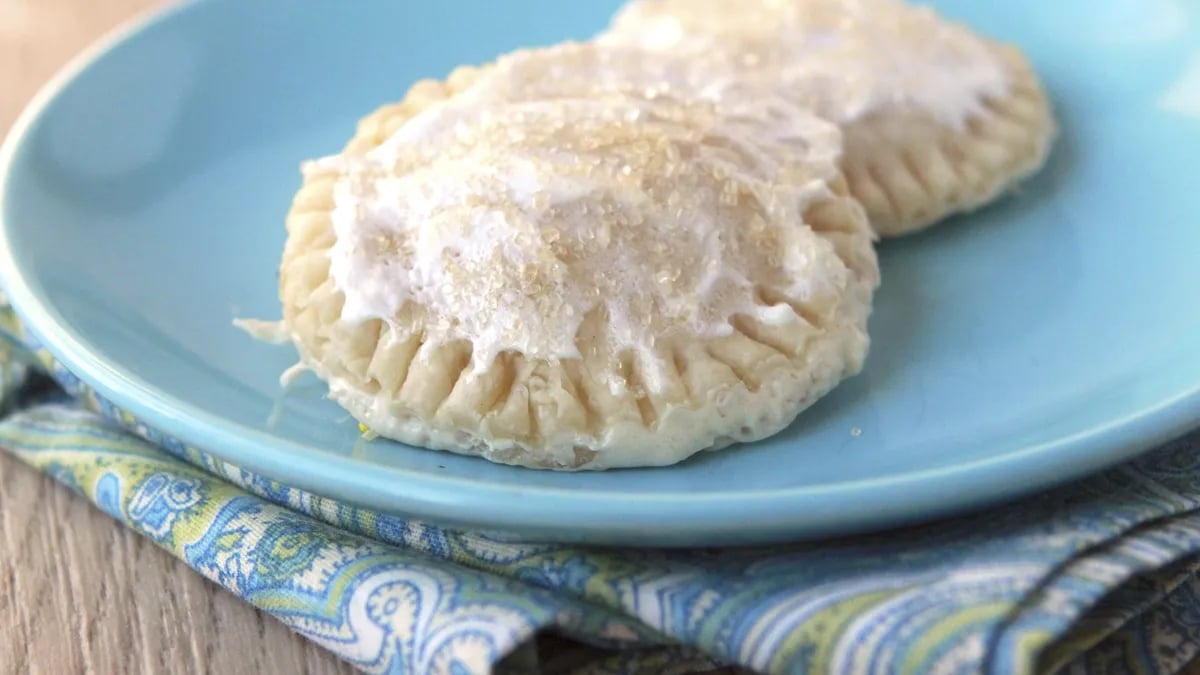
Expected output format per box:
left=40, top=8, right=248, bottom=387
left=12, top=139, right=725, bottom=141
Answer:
left=0, top=1, right=353, bottom=673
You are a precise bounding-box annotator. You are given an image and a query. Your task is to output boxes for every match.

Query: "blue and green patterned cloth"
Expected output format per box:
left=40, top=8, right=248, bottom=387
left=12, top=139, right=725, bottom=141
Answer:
left=4, top=305, right=1200, bottom=675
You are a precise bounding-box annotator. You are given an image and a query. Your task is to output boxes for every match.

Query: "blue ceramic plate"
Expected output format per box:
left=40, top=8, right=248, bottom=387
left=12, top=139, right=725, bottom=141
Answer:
left=2, top=0, right=1199, bottom=546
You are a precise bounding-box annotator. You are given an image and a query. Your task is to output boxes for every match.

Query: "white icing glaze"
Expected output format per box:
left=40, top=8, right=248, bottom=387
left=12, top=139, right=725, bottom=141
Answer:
left=310, top=82, right=851, bottom=393
left=600, top=0, right=1013, bottom=128
left=478, top=43, right=844, bottom=161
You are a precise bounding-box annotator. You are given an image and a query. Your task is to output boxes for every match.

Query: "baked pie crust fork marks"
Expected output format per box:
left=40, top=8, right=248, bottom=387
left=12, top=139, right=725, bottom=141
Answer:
left=279, top=72, right=877, bottom=470
left=601, top=0, right=1057, bottom=236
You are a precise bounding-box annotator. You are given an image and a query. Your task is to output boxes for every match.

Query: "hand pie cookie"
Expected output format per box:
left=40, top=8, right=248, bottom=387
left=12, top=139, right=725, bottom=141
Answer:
left=278, top=77, right=878, bottom=470
left=600, top=0, right=1057, bottom=236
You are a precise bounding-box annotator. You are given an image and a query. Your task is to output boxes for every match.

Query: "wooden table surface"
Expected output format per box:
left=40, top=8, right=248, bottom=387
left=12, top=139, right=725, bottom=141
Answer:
left=0, top=1, right=355, bottom=672
left=2, top=2, right=1199, bottom=675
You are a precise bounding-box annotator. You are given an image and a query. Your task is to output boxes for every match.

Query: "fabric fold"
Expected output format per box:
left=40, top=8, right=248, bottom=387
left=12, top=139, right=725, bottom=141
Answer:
left=2, top=308, right=1200, bottom=674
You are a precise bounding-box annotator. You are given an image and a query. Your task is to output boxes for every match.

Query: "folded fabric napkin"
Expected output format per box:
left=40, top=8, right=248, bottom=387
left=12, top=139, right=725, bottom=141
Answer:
left=3, top=305, right=1200, bottom=675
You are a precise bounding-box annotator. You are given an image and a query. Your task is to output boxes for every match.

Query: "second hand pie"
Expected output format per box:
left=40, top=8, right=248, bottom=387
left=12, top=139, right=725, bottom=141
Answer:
left=600, top=0, right=1057, bottom=236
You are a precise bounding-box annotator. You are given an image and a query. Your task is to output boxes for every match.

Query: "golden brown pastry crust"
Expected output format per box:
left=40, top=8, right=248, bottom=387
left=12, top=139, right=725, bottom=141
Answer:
left=841, top=46, right=1055, bottom=236
left=278, top=74, right=878, bottom=470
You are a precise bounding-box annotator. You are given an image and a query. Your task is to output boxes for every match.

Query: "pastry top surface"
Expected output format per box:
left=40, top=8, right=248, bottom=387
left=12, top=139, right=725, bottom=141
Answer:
left=601, top=0, right=1013, bottom=128
left=309, top=72, right=857, bottom=393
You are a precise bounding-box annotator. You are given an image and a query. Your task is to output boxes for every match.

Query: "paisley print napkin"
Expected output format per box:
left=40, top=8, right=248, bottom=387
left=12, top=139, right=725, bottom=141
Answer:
left=3, top=305, right=1200, bottom=675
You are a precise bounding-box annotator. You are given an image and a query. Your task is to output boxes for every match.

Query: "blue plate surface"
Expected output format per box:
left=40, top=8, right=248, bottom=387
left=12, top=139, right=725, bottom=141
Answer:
left=2, top=0, right=1199, bottom=546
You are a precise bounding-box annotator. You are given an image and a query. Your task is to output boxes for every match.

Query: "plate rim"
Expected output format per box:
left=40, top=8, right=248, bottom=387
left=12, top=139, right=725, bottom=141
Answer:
left=2, top=0, right=1200, bottom=546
